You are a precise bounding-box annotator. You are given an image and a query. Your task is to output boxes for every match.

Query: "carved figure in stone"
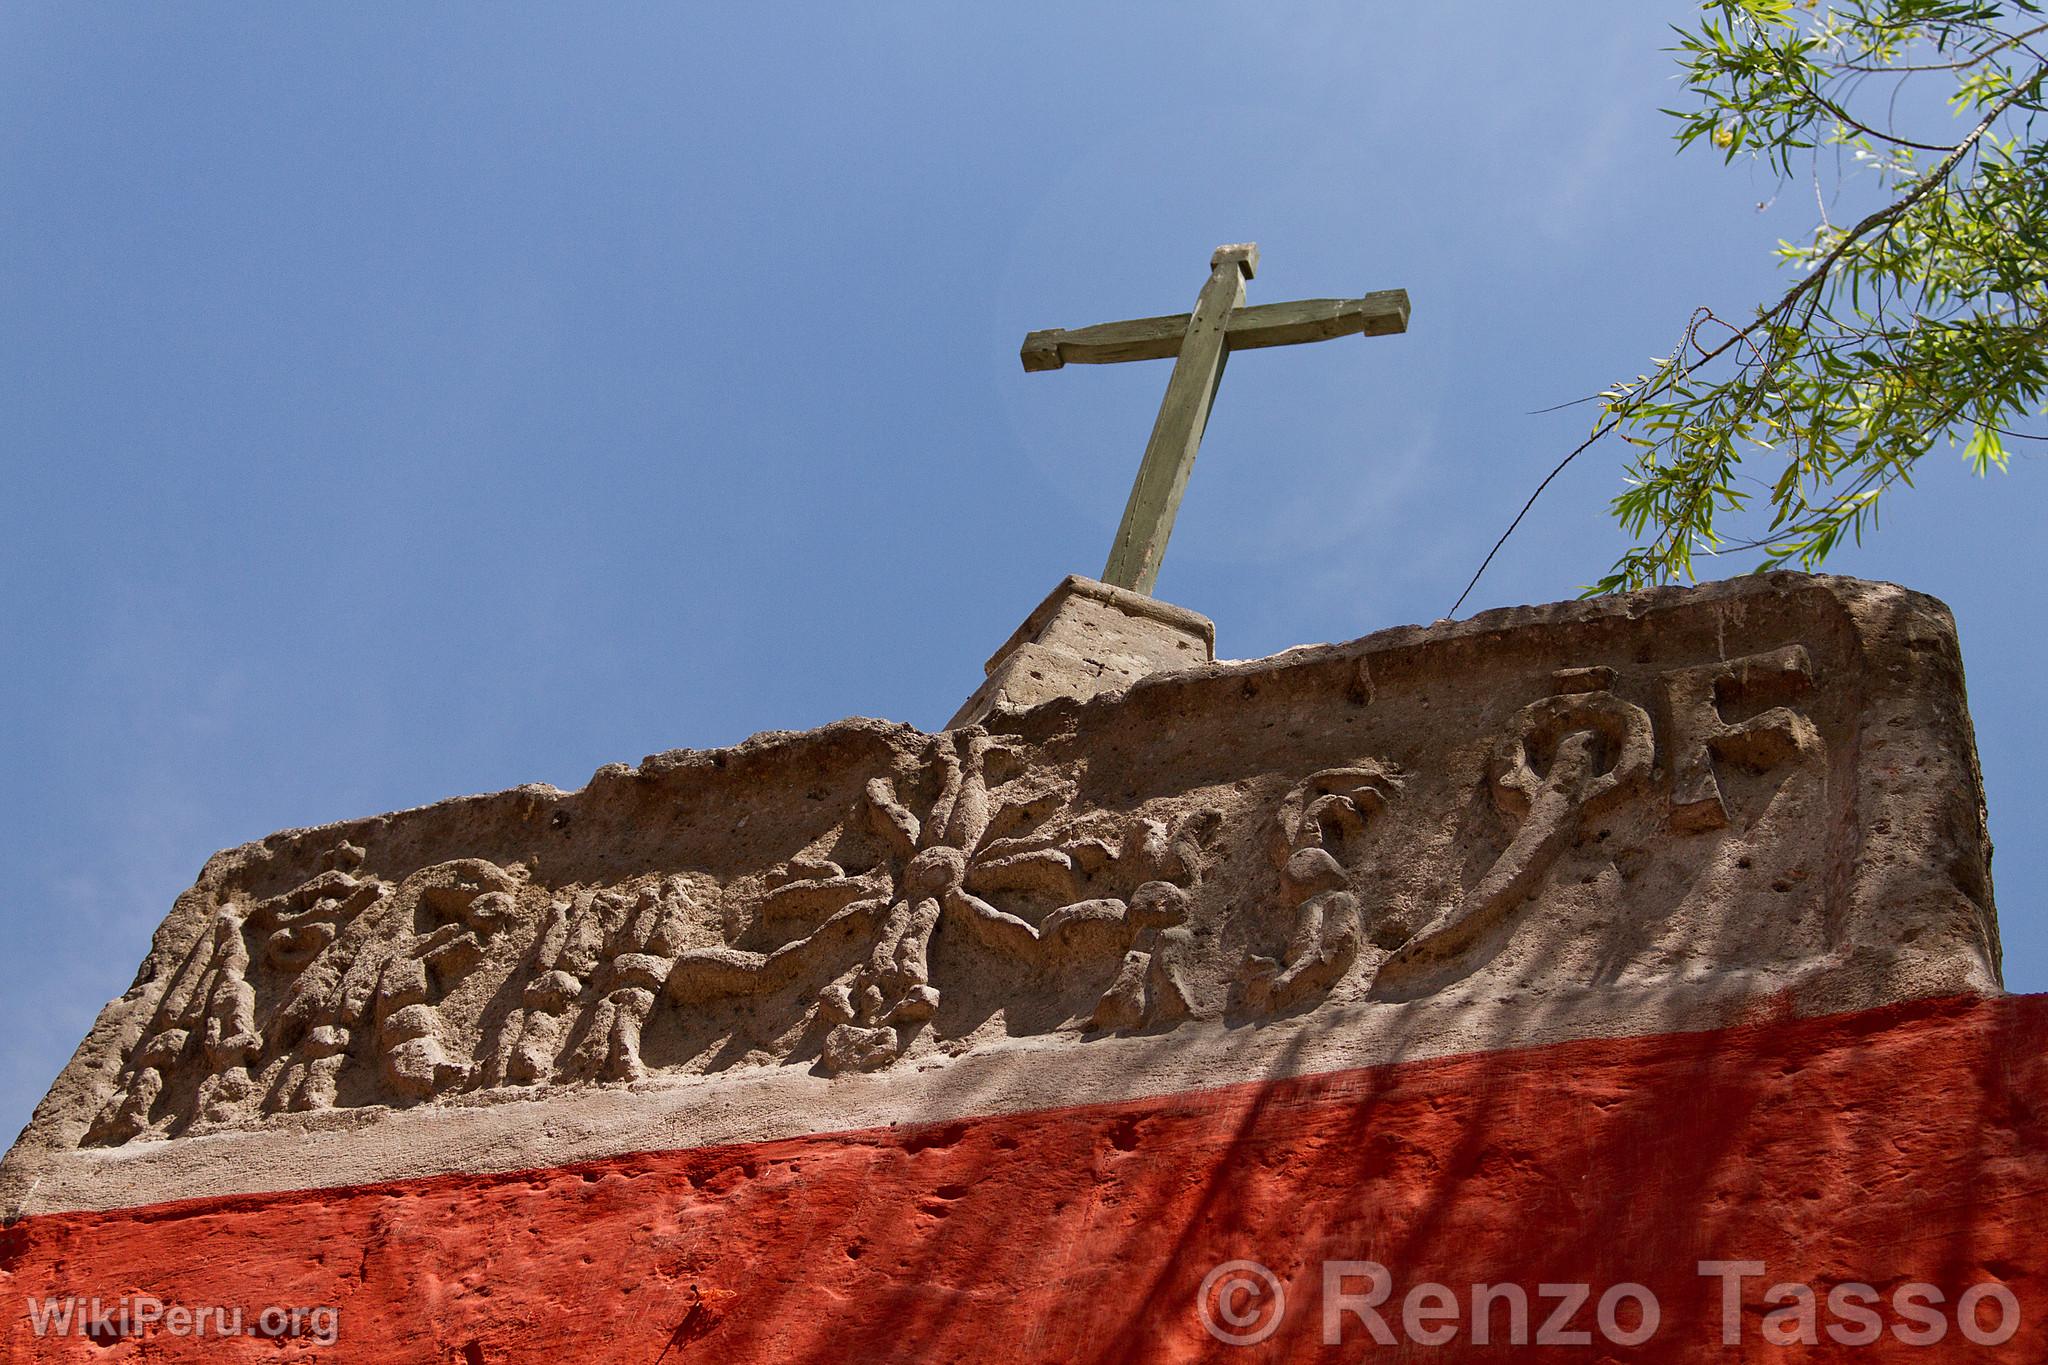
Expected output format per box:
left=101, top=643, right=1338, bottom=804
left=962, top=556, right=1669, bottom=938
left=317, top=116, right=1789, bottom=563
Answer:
left=201, top=860, right=389, bottom=1125
left=560, top=876, right=700, bottom=1083
left=491, top=885, right=660, bottom=1087
left=1662, top=645, right=1818, bottom=831
left=371, top=859, right=523, bottom=1101
left=663, top=861, right=892, bottom=1018
left=782, top=729, right=1214, bottom=1072
left=486, top=889, right=604, bottom=1087
left=1240, top=764, right=1403, bottom=1012
left=489, top=876, right=712, bottom=1089
left=1388, top=673, right=1653, bottom=972
left=86, top=842, right=386, bottom=1144
left=85, top=905, right=255, bottom=1144
left=815, top=729, right=1073, bottom=1072
left=1087, top=881, right=1199, bottom=1031
left=264, top=932, right=372, bottom=1116
left=267, top=858, right=522, bottom=1113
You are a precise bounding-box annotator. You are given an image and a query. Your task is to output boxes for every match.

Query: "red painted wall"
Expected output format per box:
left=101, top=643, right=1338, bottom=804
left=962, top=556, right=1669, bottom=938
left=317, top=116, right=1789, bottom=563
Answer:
left=6, top=993, right=2044, bottom=1362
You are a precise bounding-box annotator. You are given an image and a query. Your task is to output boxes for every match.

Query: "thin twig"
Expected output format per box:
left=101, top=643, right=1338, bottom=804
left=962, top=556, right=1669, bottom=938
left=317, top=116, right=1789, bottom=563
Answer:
left=1443, top=63, right=2042, bottom=612
left=1446, top=418, right=1620, bottom=618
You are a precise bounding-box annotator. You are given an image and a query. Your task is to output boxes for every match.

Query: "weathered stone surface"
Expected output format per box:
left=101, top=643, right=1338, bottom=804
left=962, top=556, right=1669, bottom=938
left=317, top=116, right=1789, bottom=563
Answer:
left=0, top=573, right=1999, bottom=1216
left=948, top=574, right=1215, bottom=727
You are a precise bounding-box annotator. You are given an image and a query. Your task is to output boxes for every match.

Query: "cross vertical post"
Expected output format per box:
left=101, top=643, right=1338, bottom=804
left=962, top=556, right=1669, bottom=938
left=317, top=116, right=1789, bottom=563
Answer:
left=1102, top=243, right=1256, bottom=594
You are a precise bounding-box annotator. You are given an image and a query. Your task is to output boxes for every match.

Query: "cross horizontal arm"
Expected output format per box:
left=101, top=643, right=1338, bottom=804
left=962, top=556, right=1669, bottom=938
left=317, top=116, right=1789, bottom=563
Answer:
left=1020, top=290, right=1409, bottom=372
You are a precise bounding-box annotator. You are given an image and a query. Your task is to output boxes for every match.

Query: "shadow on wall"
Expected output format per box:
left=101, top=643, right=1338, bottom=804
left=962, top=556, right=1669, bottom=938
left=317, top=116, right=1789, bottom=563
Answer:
left=3, top=991, right=2042, bottom=1363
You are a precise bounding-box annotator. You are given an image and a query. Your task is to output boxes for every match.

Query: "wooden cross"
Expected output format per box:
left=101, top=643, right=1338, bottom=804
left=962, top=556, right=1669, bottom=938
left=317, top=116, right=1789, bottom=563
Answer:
left=1022, top=243, right=1409, bottom=595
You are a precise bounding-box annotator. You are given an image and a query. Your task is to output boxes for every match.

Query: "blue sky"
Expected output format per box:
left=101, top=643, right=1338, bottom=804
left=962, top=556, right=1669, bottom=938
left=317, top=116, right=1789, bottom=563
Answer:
left=2, top=5, right=2039, bottom=1142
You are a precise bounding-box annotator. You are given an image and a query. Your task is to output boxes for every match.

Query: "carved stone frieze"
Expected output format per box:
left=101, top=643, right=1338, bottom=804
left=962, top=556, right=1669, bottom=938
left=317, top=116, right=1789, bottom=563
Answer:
left=4, top=575, right=1999, bottom=1201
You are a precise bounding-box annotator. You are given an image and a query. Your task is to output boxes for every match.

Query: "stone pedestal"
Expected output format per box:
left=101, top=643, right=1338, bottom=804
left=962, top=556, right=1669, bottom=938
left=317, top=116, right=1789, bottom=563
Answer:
left=948, top=574, right=1214, bottom=728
